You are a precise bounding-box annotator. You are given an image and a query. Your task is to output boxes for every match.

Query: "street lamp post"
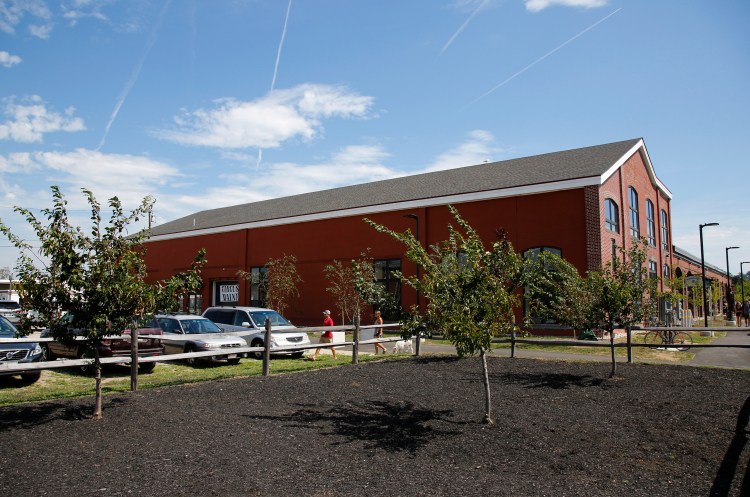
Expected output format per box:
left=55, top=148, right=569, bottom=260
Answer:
left=699, top=223, right=719, bottom=331
left=403, top=214, right=421, bottom=356
left=741, top=261, right=749, bottom=319
left=725, top=246, right=739, bottom=322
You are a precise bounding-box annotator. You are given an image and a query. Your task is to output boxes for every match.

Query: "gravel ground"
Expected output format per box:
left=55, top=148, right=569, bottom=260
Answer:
left=0, top=356, right=748, bottom=497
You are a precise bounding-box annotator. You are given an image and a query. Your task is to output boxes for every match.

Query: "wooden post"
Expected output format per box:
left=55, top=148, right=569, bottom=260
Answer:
left=263, top=318, right=271, bottom=377
left=352, top=316, right=359, bottom=365
left=511, top=329, right=517, bottom=358
left=626, top=326, right=632, bottom=363
left=130, top=318, right=139, bottom=392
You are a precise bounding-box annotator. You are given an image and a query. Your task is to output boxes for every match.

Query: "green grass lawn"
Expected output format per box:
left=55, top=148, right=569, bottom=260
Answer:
left=0, top=353, right=388, bottom=407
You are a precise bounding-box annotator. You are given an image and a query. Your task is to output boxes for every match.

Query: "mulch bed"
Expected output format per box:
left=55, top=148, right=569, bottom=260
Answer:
left=0, top=356, right=748, bottom=497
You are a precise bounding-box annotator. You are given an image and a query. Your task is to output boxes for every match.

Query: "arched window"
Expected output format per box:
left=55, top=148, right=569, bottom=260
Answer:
left=628, top=187, right=640, bottom=240
left=646, top=200, right=656, bottom=246
left=660, top=209, right=669, bottom=251
left=604, top=199, right=619, bottom=233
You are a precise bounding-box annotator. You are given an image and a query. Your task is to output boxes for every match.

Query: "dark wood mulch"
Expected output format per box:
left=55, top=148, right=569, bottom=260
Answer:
left=0, top=356, right=748, bottom=497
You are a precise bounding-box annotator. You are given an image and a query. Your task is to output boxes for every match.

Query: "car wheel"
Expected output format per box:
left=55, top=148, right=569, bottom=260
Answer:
left=184, top=345, right=197, bottom=366
left=21, top=372, right=41, bottom=383
left=77, top=349, right=93, bottom=374
left=227, top=357, right=241, bottom=365
left=290, top=352, right=304, bottom=359
left=139, top=362, right=156, bottom=373
left=250, top=339, right=264, bottom=360
left=41, top=344, right=53, bottom=361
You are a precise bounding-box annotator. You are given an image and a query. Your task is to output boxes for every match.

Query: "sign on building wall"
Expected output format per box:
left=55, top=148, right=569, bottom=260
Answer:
left=213, top=281, right=239, bottom=306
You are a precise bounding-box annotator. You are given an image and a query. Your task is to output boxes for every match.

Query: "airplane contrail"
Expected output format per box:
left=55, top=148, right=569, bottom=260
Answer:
left=441, top=0, right=489, bottom=55
left=464, top=8, right=622, bottom=109
left=97, top=0, right=171, bottom=151
left=258, top=0, right=293, bottom=168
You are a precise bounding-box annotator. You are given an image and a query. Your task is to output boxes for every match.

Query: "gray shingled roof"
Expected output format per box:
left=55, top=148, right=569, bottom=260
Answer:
left=150, top=138, right=643, bottom=237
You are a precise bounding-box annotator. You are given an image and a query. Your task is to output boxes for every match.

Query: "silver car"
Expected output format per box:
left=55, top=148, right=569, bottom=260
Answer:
left=202, top=306, right=311, bottom=359
left=154, top=314, right=245, bottom=366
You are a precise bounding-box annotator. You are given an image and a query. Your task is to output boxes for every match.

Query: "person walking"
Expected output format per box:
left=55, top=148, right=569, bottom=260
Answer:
left=310, top=310, right=336, bottom=360
left=736, top=301, right=743, bottom=327
left=372, top=310, right=387, bottom=355
left=743, top=301, right=750, bottom=327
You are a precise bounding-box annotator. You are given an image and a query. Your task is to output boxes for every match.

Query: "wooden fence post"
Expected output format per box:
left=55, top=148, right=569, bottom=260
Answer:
left=511, top=329, right=517, bottom=358
left=352, top=316, right=360, bottom=365
left=626, top=326, right=632, bottom=363
left=130, top=318, right=139, bottom=391
left=263, top=318, right=271, bottom=377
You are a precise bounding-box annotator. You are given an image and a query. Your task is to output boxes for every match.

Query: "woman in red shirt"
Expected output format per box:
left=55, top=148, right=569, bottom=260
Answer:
left=311, top=310, right=336, bottom=360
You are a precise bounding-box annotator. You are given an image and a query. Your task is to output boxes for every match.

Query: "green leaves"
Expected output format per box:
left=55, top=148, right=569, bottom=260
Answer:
left=367, top=205, right=523, bottom=355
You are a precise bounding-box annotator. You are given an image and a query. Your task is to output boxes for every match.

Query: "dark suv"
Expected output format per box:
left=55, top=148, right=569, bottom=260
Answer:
left=0, top=315, right=44, bottom=383
left=40, top=316, right=164, bottom=373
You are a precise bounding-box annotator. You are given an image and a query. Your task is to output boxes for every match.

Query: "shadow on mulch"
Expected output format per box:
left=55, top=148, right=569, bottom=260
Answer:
left=494, top=371, right=609, bottom=389
left=244, top=399, right=466, bottom=456
left=710, top=395, right=750, bottom=497
left=0, top=396, right=130, bottom=430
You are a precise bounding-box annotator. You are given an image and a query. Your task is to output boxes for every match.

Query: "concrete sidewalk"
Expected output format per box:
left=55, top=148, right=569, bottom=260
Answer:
left=342, top=332, right=750, bottom=370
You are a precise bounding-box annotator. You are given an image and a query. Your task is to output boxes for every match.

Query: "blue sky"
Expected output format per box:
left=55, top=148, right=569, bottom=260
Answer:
left=1, top=0, right=749, bottom=274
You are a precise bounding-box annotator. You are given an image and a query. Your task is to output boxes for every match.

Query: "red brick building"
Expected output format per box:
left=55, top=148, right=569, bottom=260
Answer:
left=143, top=138, right=728, bottom=327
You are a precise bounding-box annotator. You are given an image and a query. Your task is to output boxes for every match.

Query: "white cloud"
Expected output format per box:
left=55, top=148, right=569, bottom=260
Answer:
left=0, top=148, right=181, bottom=212
left=0, top=50, right=22, bottom=68
left=157, top=83, right=374, bottom=149
left=525, top=0, right=608, bottom=12
left=0, top=0, right=52, bottom=36
left=0, top=96, right=85, bottom=143
left=423, top=130, right=504, bottom=172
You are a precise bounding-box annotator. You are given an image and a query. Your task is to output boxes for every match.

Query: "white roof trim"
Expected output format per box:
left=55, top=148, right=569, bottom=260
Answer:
left=147, top=176, right=601, bottom=243
left=600, top=139, right=673, bottom=199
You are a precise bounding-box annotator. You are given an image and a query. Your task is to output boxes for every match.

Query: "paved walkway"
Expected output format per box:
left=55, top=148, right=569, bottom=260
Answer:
left=340, top=331, right=750, bottom=370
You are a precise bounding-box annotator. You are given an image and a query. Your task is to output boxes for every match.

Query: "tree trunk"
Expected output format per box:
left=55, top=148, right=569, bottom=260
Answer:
left=609, top=327, right=617, bottom=378
left=130, top=318, right=139, bottom=392
left=480, top=348, right=493, bottom=425
left=93, top=347, right=103, bottom=419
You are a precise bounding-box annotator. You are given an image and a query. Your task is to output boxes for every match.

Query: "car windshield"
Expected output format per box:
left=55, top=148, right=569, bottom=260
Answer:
left=0, top=316, right=18, bottom=337
left=0, top=302, right=20, bottom=310
left=249, top=311, right=292, bottom=327
left=181, top=319, right=222, bottom=334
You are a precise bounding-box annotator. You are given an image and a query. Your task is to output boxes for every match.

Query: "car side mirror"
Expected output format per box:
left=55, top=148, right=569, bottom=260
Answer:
left=242, top=322, right=251, bottom=328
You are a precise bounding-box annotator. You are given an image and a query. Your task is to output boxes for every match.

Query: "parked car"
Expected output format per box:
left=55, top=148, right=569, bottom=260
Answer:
left=154, top=314, right=245, bottom=365
left=202, top=306, right=311, bottom=359
left=40, top=315, right=164, bottom=373
left=0, top=315, right=43, bottom=383
left=0, top=301, right=22, bottom=325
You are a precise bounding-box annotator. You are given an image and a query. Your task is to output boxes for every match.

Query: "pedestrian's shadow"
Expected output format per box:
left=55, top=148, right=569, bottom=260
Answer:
left=244, top=400, right=465, bottom=456
left=709, top=395, right=750, bottom=497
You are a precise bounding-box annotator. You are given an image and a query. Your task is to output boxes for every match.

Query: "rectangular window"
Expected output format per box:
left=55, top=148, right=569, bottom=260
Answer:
left=373, top=259, right=401, bottom=317
left=646, top=200, right=656, bottom=247
left=523, top=247, right=562, bottom=325
left=649, top=260, right=658, bottom=280
left=249, top=267, right=268, bottom=307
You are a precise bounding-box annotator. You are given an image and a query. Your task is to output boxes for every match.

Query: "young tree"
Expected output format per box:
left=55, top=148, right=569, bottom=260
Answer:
left=324, top=250, right=402, bottom=326
left=367, top=205, right=526, bottom=425
left=0, top=187, right=154, bottom=418
left=0, top=187, right=208, bottom=417
left=530, top=240, right=657, bottom=377
left=152, top=249, right=207, bottom=313
left=238, top=253, right=302, bottom=316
